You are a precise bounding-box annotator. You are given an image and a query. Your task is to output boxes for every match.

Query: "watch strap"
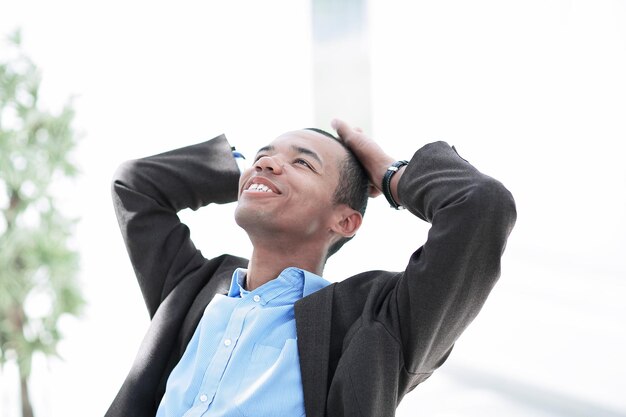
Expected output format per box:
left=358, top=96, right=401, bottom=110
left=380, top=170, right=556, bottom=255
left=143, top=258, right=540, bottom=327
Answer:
left=382, top=160, right=409, bottom=209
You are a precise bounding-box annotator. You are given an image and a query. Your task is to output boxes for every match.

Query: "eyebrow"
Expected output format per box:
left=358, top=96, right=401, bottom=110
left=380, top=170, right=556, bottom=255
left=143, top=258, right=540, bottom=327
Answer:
left=292, top=145, right=323, bottom=166
left=255, top=145, right=323, bottom=166
left=256, top=145, right=274, bottom=155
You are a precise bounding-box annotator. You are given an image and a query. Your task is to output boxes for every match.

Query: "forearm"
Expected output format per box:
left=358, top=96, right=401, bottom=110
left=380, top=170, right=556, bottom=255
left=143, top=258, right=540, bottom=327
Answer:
left=111, top=134, right=240, bottom=316
left=112, top=134, right=240, bottom=212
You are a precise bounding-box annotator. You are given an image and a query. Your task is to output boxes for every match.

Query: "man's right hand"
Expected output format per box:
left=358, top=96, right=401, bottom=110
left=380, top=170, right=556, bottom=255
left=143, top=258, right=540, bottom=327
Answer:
left=331, top=118, right=404, bottom=202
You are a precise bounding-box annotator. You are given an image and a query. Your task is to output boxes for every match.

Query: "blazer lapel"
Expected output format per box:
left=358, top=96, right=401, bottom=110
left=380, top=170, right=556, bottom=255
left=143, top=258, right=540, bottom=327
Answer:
left=157, top=256, right=247, bottom=404
left=295, top=284, right=334, bottom=417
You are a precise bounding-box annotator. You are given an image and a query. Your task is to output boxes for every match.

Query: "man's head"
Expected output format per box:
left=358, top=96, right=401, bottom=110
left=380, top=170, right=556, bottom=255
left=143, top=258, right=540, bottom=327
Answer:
left=234, top=128, right=368, bottom=262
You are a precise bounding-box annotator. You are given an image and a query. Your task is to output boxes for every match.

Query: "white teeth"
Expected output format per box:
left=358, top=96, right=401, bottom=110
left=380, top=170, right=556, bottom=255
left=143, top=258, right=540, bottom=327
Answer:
left=248, top=183, right=273, bottom=193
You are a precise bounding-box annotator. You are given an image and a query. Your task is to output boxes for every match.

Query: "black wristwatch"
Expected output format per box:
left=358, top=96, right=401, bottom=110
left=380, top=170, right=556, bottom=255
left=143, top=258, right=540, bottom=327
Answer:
left=382, top=160, right=409, bottom=209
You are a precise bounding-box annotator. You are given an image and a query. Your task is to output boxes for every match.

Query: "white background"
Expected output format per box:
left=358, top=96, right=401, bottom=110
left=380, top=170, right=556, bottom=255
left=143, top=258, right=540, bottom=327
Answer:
left=1, top=1, right=625, bottom=416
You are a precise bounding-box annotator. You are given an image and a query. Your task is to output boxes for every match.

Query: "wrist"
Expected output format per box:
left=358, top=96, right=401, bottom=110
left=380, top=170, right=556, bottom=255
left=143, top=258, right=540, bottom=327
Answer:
left=382, top=160, right=409, bottom=209
left=365, top=155, right=395, bottom=192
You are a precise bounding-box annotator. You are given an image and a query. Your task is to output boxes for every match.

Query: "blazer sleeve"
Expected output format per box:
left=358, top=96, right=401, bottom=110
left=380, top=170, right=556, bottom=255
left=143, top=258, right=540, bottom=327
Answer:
left=387, top=141, right=516, bottom=376
left=111, top=134, right=240, bottom=318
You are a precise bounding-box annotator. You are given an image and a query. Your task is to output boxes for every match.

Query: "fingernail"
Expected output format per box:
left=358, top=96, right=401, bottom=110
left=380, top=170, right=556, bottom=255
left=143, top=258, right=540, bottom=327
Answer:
left=331, top=119, right=338, bottom=130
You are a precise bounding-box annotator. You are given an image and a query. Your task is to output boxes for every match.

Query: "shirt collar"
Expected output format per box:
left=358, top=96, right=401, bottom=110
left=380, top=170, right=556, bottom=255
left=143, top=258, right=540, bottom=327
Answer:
left=301, top=269, right=331, bottom=297
left=227, top=268, right=248, bottom=298
left=228, top=267, right=330, bottom=299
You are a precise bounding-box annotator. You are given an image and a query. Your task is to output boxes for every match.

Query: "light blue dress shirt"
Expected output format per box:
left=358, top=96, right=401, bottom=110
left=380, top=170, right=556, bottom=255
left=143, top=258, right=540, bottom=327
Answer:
left=156, top=267, right=330, bottom=417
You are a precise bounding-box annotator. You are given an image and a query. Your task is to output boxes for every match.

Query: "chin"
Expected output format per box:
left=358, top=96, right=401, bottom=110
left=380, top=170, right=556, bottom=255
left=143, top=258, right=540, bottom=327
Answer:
left=233, top=204, right=248, bottom=229
left=235, top=204, right=269, bottom=231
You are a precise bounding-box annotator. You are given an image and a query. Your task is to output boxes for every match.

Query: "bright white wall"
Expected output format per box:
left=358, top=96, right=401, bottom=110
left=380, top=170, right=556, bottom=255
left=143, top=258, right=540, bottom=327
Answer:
left=0, top=1, right=624, bottom=416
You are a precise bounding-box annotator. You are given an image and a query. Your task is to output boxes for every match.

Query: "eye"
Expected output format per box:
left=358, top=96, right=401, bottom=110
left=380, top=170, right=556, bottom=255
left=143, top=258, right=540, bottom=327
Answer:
left=254, top=154, right=267, bottom=162
left=294, top=158, right=313, bottom=169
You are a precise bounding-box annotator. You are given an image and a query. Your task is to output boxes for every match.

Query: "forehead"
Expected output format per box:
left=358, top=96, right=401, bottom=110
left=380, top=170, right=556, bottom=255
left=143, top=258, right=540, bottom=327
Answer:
left=261, top=129, right=347, bottom=164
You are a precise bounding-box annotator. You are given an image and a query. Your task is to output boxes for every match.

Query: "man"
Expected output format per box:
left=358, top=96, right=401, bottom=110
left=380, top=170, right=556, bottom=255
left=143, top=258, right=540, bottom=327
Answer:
left=106, top=119, right=516, bottom=417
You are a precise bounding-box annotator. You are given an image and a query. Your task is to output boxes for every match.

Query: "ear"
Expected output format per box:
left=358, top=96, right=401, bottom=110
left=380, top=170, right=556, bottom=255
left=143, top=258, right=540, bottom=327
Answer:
left=329, top=205, right=363, bottom=238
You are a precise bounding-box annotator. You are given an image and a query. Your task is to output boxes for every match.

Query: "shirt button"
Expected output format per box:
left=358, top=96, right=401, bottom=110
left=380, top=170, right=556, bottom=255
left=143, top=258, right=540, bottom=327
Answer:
left=253, top=295, right=261, bottom=302
left=199, top=394, right=208, bottom=402
left=224, top=338, right=232, bottom=346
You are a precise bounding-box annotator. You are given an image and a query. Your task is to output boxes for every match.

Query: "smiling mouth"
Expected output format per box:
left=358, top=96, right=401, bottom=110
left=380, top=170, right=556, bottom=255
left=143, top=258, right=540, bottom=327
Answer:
left=242, top=178, right=281, bottom=195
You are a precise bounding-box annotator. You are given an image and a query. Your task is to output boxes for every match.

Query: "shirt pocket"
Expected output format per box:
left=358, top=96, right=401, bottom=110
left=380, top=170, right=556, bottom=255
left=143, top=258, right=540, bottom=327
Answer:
left=235, top=343, right=281, bottom=406
left=235, top=339, right=306, bottom=417
left=240, top=343, right=282, bottom=392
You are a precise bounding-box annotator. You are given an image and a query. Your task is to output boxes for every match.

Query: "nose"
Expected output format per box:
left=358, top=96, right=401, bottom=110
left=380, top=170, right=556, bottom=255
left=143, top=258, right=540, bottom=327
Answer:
left=254, top=155, right=283, bottom=174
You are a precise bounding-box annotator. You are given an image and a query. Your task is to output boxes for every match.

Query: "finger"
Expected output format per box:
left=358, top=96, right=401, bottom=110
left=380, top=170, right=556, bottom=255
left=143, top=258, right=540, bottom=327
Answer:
left=331, top=118, right=353, bottom=139
left=354, top=127, right=363, bottom=133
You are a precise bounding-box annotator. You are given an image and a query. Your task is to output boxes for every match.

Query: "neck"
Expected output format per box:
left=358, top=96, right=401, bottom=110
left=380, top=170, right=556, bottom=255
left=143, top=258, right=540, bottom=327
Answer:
left=245, top=240, right=327, bottom=291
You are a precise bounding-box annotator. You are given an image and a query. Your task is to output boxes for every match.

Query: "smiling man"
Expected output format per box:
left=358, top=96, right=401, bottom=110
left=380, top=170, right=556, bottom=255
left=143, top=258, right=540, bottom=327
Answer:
left=105, top=119, right=516, bottom=417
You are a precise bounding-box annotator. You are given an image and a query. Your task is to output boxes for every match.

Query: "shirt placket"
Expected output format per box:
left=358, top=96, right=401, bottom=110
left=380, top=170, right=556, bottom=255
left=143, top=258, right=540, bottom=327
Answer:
left=184, top=297, right=257, bottom=417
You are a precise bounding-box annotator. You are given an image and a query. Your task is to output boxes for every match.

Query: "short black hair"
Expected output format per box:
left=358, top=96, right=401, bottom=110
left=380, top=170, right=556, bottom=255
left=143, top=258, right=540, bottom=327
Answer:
left=304, top=128, right=369, bottom=258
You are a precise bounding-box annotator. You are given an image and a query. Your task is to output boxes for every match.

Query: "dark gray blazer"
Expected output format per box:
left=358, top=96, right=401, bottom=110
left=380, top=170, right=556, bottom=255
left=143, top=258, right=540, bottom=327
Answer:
left=105, top=135, right=516, bottom=417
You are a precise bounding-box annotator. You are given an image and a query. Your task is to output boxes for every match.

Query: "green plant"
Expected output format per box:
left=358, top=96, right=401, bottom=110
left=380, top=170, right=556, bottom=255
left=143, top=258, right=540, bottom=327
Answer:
left=0, top=29, right=84, bottom=417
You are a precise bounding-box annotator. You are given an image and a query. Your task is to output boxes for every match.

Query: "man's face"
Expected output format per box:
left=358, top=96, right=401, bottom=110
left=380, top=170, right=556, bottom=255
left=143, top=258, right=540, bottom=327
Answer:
left=235, top=130, right=348, bottom=245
